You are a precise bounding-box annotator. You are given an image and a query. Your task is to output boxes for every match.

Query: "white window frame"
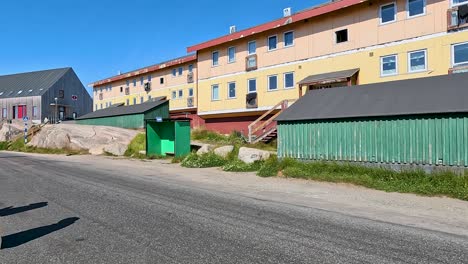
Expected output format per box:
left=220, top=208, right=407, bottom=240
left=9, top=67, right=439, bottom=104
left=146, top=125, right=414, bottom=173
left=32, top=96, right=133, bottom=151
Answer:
left=178, top=89, right=183, bottom=98
left=284, top=31, right=294, bottom=47
left=407, top=49, right=427, bottom=73
left=228, top=46, right=236, bottom=63
left=406, top=0, right=426, bottom=18
left=380, top=54, right=399, bottom=76
left=267, top=35, right=278, bottom=51
left=178, top=67, right=183, bottom=76
left=211, top=84, right=220, bottom=101
left=227, top=82, right=236, bottom=99
left=172, top=69, right=177, bottom=77
left=267, top=75, right=278, bottom=91
left=380, top=2, right=397, bottom=25
left=451, top=0, right=468, bottom=7
left=2, top=108, right=7, bottom=118
left=452, top=42, right=468, bottom=67
left=248, top=79, right=257, bottom=93
left=248, top=41, right=257, bottom=55
left=284, top=72, right=295, bottom=89
left=212, top=51, right=219, bottom=67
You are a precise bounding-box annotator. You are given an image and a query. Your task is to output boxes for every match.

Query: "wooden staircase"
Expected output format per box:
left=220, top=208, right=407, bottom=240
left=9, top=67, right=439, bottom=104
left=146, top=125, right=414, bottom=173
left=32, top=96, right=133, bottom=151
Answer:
left=247, top=99, right=294, bottom=144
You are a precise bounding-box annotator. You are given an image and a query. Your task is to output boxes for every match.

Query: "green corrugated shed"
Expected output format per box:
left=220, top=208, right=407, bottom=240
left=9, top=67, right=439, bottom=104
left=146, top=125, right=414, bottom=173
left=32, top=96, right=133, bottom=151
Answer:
left=276, top=73, right=468, bottom=167
left=76, top=99, right=169, bottom=129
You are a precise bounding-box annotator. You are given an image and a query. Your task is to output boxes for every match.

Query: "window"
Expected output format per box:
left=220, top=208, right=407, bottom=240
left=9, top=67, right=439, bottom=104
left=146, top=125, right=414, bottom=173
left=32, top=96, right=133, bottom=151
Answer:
left=58, top=90, right=64, bottom=98
left=160, top=77, right=164, bottom=84
left=120, top=87, right=123, bottom=93
left=407, top=0, right=425, bottom=17
left=211, top=84, right=220, bottom=100
left=178, top=67, right=183, bottom=76
left=452, top=42, right=468, bottom=66
left=268, top=75, right=278, bottom=91
left=335, top=29, right=348, bottom=43
left=188, top=64, right=193, bottom=73
left=148, top=75, right=152, bottom=82
left=188, top=88, right=194, bottom=97
left=228, top=47, right=236, bottom=63
left=100, top=104, right=103, bottom=109
left=248, top=41, right=256, bottom=55
left=2, top=108, right=7, bottom=118
left=408, top=50, right=427, bottom=72
left=171, top=91, right=177, bottom=99
left=133, top=98, right=136, bottom=105
left=178, top=90, right=183, bottom=98
left=126, top=80, right=130, bottom=87
left=212, top=51, right=219, bottom=66
left=172, top=69, right=177, bottom=77
left=248, top=79, right=257, bottom=93
left=268, top=35, right=277, bottom=51
left=380, top=3, right=396, bottom=24
left=95, top=105, right=97, bottom=111
left=246, top=55, right=257, bottom=71
left=451, top=0, right=468, bottom=6
left=126, top=99, right=129, bottom=106
left=148, top=95, right=152, bottom=101
left=140, top=77, right=144, bottom=85
left=284, top=72, right=295, bottom=89
left=228, top=82, right=236, bottom=98
left=140, top=97, right=144, bottom=104
left=284, top=31, right=294, bottom=47
left=381, top=54, right=398, bottom=76
left=133, top=79, right=136, bottom=86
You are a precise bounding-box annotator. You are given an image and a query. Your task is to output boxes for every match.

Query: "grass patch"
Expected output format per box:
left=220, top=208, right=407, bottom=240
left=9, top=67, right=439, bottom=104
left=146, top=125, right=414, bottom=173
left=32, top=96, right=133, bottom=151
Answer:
left=124, top=133, right=146, bottom=159
left=181, top=152, right=226, bottom=168
left=191, top=129, right=277, bottom=152
left=222, top=159, right=263, bottom=172
left=257, top=157, right=468, bottom=201
left=3, top=136, right=87, bottom=155
left=0, top=141, right=9, bottom=150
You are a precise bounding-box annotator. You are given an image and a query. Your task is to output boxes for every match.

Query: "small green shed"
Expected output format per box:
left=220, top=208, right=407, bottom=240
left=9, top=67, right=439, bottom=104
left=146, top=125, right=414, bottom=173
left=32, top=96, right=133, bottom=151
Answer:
left=76, top=98, right=169, bottom=129
left=276, top=72, right=468, bottom=167
left=145, top=119, right=191, bottom=158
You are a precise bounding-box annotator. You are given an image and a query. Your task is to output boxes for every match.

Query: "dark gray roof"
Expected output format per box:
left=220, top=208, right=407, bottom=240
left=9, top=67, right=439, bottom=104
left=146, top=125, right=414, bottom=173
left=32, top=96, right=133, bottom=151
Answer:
left=0, top=68, right=71, bottom=98
left=77, top=97, right=167, bottom=120
left=298, top=68, right=359, bottom=85
left=277, top=72, right=468, bottom=122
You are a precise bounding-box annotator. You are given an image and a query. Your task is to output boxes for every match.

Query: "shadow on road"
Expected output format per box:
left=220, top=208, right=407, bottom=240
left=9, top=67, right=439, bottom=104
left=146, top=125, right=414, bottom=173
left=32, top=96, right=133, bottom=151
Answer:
left=0, top=202, right=48, bottom=217
left=1, top=217, right=79, bottom=249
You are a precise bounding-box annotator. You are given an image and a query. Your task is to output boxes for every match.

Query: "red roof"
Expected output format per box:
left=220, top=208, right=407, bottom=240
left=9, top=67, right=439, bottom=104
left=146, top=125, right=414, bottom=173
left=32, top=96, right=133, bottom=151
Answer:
left=187, top=0, right=366, bottom=53
left=90, top=54, right=197, bottom=87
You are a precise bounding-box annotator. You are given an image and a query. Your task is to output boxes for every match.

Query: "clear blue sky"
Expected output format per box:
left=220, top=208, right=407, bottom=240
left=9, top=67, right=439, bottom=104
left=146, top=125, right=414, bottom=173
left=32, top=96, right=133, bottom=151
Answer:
left=0, top=0, right=320, bottom=95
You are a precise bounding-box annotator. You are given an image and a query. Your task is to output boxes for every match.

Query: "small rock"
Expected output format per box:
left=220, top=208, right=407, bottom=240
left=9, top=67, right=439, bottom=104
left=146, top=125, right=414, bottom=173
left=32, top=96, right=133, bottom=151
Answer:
left=197, top=144, right=215, bottom=155
left=103, top=143, right=128, bottom=156
left=238, top=147, right=271, bottom=164
left=139, top=150, right=146, bottom=155
left=214, top=145, right=234, bottom=158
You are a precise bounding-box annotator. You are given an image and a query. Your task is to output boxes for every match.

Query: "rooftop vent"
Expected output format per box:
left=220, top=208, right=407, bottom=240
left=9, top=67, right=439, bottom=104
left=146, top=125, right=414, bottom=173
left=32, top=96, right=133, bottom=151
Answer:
left=230, top=25, right=237, bottom=34
left=283, top=7, right=292, bottom=17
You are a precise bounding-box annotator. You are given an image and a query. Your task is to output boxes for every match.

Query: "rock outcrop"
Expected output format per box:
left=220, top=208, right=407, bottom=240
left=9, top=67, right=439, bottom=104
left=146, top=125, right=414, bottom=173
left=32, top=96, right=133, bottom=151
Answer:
left=238, top=147, right=271, bottom=164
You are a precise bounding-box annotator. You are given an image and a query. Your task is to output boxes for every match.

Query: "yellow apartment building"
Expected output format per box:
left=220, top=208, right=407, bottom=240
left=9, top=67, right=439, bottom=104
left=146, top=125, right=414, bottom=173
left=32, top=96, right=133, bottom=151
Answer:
left=90, top=55, right=204, bottom=126
left=187, top=0, right=468, bottom=137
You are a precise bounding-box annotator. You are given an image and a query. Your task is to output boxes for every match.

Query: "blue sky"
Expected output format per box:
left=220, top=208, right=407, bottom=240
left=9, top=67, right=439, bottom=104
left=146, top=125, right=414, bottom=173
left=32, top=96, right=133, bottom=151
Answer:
left=0, top=0, right=320, bottom=95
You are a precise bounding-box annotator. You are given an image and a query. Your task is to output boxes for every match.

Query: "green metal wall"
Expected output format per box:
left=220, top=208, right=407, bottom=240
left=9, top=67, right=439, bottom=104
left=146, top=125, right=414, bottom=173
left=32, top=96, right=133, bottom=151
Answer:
left=278, top=115, right=468, bottom=167
left=76, top=114, right=144, bottom=128
left=144, top=102, right=170, bottom=120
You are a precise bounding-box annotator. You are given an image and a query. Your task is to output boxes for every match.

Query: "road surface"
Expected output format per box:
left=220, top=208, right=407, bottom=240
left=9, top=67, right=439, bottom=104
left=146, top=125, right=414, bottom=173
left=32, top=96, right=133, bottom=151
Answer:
left=0, top=151, right=467, bottom=263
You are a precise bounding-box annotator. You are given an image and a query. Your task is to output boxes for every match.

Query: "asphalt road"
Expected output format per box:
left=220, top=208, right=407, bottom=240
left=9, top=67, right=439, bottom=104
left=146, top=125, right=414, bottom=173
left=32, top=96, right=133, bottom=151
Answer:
left=0, top=152, right=467, bottom=264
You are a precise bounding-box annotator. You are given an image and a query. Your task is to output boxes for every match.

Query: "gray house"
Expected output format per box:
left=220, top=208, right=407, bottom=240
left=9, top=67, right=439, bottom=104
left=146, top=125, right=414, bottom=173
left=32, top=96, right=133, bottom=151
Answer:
left=0, top=67, right=92, bottom=123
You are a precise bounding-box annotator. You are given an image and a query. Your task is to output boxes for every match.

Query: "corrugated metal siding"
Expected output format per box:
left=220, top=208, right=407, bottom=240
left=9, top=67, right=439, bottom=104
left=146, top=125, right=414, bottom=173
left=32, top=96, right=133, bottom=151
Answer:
left=278, top=115, right=468, bottom=167
left=144, top=102, right=170, bottom=120
left=76, top=114, right=144, bottom=128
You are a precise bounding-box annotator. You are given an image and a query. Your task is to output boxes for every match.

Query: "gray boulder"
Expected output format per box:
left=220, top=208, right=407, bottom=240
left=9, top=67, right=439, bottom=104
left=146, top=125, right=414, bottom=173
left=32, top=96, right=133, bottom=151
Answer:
left=197, top=144, right=215, bottom=155
left=238, top=147, right=271, bottom=164
left=214, top=145, right=234, bottom=158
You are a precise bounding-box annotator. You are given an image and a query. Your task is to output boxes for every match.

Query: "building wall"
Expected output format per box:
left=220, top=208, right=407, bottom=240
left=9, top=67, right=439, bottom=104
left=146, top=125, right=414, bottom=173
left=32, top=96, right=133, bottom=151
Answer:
left=278, top=114, right=468, bottom=167
left=93, top=61, right=197, bottom=112
left=0, top=96, right=42, bottom=122
left=76, top=114, right=145, bottom=129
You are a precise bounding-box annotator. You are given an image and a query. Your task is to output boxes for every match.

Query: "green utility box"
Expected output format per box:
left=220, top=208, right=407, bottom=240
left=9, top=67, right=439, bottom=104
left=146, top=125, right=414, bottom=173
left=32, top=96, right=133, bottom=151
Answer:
left=145, top=119, right=191, bottom=158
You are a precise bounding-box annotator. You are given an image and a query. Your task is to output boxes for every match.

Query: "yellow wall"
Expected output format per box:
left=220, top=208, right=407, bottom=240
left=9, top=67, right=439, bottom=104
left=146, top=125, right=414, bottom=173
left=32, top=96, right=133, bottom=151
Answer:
left=197, top=31, right=468, bottom=115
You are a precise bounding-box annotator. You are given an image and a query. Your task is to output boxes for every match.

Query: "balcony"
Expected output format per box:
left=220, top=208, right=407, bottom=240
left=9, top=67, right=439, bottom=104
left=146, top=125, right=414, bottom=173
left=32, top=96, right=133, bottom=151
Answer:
left=447, top=4, right=468, bottom=31
left=245, top=55, right=258, bottom=71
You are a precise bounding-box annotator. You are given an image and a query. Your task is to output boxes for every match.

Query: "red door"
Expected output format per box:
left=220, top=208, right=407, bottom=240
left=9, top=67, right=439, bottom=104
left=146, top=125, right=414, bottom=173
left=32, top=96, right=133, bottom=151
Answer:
left=17, top=105, right=26, bottom=119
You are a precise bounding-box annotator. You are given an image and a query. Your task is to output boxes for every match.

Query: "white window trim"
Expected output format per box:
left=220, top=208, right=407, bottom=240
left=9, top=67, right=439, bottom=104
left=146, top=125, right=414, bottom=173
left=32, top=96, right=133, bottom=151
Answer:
left=284, top=31, right=294, bottom=47
left=284, top=72, right=295, bottom=89
left=451, top=0, right=468, bottom=7
left=380, top=54, right=399, bottom=77
left=406, top=0, right=426, bottom=18
left=178, top=89, right=183, bottom=99
left=267, top=75, right=279, bottom=91
left=335, top=29, right=349, bottom=44
left=380, top=2, right=397, bottom=25
left=248, top=78, right=257, bottom=93
left=211, top=84, right=220, bottom=101
left=212, top=51, right=220, bottom=67
left=407, top=49, right=427, bottom=73
left=267, top=35, right=278, bottom=51
left=248, top=41, right=257, bottom=55
left=227, top=82, right=236, bottom=99
left=227, top=46, right=236, bottom=63
left=452, top=42, right=468, bottom=67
